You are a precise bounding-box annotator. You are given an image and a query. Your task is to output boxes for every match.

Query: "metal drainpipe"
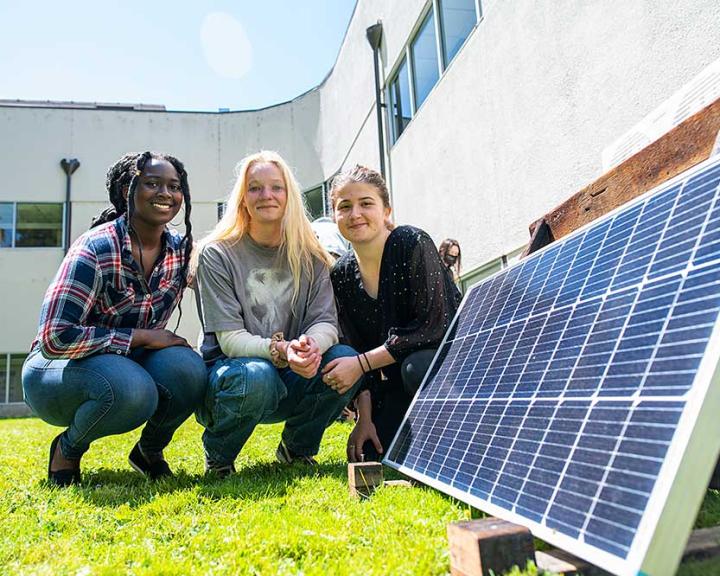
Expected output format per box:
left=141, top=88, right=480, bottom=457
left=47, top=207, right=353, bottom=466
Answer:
left=366, top=21, right=386, bottom=180
left=60, top=158, right=80, bottom=254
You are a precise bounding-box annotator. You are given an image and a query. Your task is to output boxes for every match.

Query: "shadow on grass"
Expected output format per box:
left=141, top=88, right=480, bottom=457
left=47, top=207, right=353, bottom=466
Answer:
left=68, top=461, right=349, bottom=509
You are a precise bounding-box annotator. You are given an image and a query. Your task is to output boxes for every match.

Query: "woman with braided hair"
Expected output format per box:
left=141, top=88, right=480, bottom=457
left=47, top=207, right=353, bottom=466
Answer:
left=22, top=151, right=207, bottom=486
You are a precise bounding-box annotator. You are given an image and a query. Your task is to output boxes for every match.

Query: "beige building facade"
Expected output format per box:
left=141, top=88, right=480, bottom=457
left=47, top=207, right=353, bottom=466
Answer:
left=2, top=0, right=720, bottom=412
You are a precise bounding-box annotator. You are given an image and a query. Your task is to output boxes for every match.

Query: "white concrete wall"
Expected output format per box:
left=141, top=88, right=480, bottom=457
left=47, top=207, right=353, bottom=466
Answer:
left=0, top=100, right=328, bottom=350
left=384, top=0, right=720, bottom=269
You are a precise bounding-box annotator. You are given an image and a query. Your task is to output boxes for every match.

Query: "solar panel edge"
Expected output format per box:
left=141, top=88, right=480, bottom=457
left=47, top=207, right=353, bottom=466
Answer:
left=632, top=310, right=720, bottom=576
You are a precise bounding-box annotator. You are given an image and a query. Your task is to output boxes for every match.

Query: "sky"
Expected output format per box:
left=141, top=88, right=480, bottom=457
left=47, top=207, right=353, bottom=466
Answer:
left=0, top=0, right=357, bottom=112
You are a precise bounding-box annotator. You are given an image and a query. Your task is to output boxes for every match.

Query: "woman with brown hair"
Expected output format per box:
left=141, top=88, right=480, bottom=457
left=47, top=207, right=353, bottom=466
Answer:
left=324, top=165, right=461, bottom=462
left=438, top=238, right=462, bottom=284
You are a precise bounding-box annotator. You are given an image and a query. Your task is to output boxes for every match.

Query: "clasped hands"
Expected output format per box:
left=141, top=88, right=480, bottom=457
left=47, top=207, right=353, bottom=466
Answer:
left=281, top=334, right=321, bottom=379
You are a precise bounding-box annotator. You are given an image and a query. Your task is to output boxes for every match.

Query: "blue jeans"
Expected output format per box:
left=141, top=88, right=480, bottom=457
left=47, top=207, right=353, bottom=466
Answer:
left=22, top=346, right=207, bottom=460
left=198, top=344, right=361, bottom=466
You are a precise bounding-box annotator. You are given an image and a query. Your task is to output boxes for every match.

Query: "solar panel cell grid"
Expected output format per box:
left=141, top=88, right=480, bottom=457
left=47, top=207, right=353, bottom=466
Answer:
left=385, top=156, right=720, bottom=575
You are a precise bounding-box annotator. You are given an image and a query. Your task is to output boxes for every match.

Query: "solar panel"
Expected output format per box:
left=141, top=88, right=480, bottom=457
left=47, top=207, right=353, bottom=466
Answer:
left=384, top=155, right=720, bottom=576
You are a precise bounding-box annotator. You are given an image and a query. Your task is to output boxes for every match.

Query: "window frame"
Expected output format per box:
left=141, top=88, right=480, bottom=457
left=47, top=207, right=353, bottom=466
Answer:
left=409, top=5, right=442, bottom=113
left=0, top=201, right=66, bottom=249
left=387, top=55, right=413, bottom=144
left=2, top=352, right=27, bottom=404
left=436, top=0, right=482, bottom=69
left=302, top=182, right=328, bottom=220
left=384, top=0, right=482, bottom=147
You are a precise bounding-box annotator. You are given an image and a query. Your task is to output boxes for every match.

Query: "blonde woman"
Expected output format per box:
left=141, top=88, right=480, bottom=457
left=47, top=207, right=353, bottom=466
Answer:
left=194, top=151, right=361, bottom=476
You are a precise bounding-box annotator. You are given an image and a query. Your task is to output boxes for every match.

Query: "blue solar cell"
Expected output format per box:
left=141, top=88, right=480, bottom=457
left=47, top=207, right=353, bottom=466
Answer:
left=387, top=159, right=720, bottom=573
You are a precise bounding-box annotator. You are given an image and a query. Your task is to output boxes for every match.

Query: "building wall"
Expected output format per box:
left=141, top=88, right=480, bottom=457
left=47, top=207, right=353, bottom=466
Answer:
left=1, top=0, right=719, bottom=406
left=384, top=0, right=720, bottom=268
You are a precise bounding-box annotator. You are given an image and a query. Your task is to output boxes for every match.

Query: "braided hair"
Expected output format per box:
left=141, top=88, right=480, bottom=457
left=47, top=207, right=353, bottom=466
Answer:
left=92, top=151, right=194, bottom=329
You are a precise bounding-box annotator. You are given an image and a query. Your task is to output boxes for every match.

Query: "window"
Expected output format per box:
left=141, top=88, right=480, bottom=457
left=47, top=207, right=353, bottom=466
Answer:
left=303, top=185, right=326, bottom=220
left=0, top=202, right=63, bottom=248
left=0, top=203, right=12, bottom=247
left=217, top=202, right=227, bottom=221
left=411, top=8, right=440, bottom=111
left=388, top=58, right=412, bottom=143
left=1, top=353, right=26, bottom=404
left=439, top=0, right=479, bottom=66
left=386, top=0, right=481, bottom=145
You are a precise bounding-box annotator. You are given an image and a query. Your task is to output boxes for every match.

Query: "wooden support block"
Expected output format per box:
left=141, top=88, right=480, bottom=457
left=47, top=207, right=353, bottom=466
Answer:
left=533, top=525, right=720, bottom=575
left=383, top=479, right=413, bottom=488
left=683, top=525, right=720, bottom=563
left=535, top=549, right=612, bottom=576
left=348, top=462, right=383, bottom=499
left=448, top=518, right=535, bottom=576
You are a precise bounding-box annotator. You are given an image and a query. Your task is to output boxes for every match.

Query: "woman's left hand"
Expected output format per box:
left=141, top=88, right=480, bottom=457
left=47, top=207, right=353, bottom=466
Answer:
left=287, top=335, right=321, bottom=378
left=322, top=356, right=363, bottom=394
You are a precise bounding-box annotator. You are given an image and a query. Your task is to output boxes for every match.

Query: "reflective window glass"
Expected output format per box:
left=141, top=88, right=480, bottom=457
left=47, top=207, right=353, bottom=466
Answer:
left=8, top=354, right=26, bottom=403
left=389, top=58, right=412, bottom=143
left=440, top=0, right=479, bottom=66
left=0, top=203, right=12, bottom=248
left=303, top=186, right=325, bottom=220
left=0, top=355, right=5, bottom=403
left=411, top=9, right=440, bottom=110
left=15, top=203, right=63, bottom=247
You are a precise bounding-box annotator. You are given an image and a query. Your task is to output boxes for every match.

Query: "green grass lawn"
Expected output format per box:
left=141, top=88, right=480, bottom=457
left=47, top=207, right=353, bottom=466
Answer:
left=1, top=417, right=718, bottom=575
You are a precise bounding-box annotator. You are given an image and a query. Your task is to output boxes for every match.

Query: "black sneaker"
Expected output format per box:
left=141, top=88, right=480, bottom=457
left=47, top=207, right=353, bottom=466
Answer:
left=128, top=443, right=172, bottom=479
left=276, top=440, right=318, bottom=466
left=205, top=458, right=236, bottom=478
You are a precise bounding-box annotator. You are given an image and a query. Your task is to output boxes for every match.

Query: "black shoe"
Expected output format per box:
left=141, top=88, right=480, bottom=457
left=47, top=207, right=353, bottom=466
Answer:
left=48, top=433, right=80, bottom=487
left=205, top=457, right=236, bottom=478
left=275, top=440, right=318, bottom=466
left=128, top=443, right=173, bottom=479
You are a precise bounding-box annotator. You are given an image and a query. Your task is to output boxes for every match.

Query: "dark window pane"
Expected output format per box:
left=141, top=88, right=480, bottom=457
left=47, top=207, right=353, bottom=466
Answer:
left=411, top=9, right=440, bottom=110
left=440, top=0, right=479, bottom=65
left=15, top=203, right=63, bottom=247
left=389, top=58, right=412, bottom=143
left=8, top=354, right=25, bottom=403
left=0, top=355, right=5, bottom=403
left=0, top=203, right=12, bottom=247
left=217, top=202, right=227, bottom=221
left=303, top=186, right=325, bottom=220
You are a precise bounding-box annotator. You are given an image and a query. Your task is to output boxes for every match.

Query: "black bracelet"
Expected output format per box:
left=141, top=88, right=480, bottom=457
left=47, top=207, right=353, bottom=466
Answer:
left=362, top=352, right=372, bottom=372
left=356, top=355, right=367, bottom=374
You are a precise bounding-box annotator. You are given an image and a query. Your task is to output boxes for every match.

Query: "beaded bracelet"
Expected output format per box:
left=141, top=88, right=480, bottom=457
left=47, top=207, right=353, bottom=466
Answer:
left=269, top=332, right=289, bottom=368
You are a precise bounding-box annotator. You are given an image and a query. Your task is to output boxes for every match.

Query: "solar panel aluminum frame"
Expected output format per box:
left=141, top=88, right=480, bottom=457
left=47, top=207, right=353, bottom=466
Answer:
left=384, top=154, right=720, bottom=576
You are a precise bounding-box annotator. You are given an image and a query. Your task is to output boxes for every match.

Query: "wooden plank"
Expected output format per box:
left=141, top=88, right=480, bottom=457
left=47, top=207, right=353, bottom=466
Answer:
left=533, top=526, right=720, bottom=575
left=348, top=462, right=384, bottom=499
left=448, top=518, right=535, bottom=576
left=535, top=549, right=612, bottom=576
left=683, top=525, right=720, bottom=563
left=535, top=97, right=720, bottom=245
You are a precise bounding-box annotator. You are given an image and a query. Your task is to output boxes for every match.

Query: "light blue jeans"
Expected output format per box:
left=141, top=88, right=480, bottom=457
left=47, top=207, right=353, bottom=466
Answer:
left=22, top=346, right=207, bottom=460
left=198, top=344, right=361, bottom=466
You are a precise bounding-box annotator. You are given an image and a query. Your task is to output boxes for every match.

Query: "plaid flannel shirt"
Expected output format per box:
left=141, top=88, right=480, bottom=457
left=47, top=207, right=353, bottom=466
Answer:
left=33, top=215, right=187, bottom=359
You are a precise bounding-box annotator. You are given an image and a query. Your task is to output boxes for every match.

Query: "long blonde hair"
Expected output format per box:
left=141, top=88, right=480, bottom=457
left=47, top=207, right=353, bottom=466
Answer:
left=194, top=151, right=333, bottom=304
